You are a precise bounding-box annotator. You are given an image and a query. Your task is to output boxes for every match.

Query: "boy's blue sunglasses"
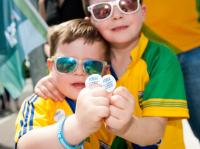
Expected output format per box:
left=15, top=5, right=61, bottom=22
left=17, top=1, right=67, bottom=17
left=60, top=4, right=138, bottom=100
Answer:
left=88, top=0, right=140, bottom=21
left=53, top=57, right=107, bottom=75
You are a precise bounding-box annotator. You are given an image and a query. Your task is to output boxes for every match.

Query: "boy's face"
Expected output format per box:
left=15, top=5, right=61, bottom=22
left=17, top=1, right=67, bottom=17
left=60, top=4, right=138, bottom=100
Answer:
left=88, top=0, right=146, bottom=46
left=48, top=38, right=107, bottom=100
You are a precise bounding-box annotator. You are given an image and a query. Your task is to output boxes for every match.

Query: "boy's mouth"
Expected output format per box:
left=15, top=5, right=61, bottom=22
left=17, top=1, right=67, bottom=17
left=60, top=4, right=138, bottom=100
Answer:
left=71, top=82, right=85, bottom=89
left=111, top=25, right=128, bottom=31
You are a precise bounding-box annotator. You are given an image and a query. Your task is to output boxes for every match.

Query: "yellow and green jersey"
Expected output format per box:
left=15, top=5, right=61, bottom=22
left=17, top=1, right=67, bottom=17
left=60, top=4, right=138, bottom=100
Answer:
left=15, top=94, right=116, bottom=149
left=15, top=34, right=189, bottom=149
left=111, top=34, right=189, bottom=149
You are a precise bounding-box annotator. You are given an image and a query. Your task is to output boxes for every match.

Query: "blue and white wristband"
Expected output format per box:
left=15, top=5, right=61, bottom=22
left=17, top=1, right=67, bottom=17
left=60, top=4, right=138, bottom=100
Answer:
left=57, top=117, right=84, bottom=149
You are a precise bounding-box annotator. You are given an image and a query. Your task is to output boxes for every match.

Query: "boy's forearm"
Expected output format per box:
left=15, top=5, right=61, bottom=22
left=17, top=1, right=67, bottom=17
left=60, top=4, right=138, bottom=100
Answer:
left=17, top=115, right=86, bottom=149
left=17, top=124, right=62, bottom=149
left=121, top=116, right=167, bottom=146
left=63, top=115, right=89, bottom=145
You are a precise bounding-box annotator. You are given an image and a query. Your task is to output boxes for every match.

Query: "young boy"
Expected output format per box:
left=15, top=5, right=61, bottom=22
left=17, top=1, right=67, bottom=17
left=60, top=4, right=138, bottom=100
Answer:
left=35, top=0, right=189, bottom=148
left=15, top=19, right=124, bottom=149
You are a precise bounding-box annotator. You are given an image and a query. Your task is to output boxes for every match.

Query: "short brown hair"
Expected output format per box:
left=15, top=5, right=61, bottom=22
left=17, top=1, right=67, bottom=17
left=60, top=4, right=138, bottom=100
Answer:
left=48, top=19, right=110, bottom=59
left=81, top=0, right=143, bottom=16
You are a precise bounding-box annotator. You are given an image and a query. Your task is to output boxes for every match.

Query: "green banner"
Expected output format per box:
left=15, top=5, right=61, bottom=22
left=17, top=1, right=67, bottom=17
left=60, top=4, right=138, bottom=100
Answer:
left=196, top=0, right=200, bottom=22
left=0, top=0, right=47, bottom=98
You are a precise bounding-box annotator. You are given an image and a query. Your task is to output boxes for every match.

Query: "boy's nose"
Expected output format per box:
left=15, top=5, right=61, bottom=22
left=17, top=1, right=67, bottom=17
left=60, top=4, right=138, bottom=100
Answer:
left=74, top=63, right=85, bottom=75
left=112, top=5, right=123, bottom=20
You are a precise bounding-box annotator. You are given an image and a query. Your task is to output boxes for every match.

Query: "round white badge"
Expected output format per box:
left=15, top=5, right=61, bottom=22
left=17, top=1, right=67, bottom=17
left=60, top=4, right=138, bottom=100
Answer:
left=85, top=74, right=116, bottom=92
left=85, top=74, right=102, bottom=88
left=102, top=74, right=116, bottom=92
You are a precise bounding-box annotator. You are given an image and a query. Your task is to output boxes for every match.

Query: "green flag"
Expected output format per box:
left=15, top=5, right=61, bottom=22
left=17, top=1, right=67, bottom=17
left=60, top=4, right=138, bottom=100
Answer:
left=0, top=0, right=47, bottom=99
left=196, top=0, right=200, bottom=22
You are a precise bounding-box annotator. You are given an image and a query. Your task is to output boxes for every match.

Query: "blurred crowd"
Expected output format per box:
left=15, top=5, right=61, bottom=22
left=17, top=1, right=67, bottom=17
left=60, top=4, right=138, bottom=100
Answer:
left=0, top=0, right=85, bottom=117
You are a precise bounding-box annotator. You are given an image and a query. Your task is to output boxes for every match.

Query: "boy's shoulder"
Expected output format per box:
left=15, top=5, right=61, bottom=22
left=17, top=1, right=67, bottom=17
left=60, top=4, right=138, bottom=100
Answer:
left=146, top=39, right=175, bottom=54
left=143, top=39, right=177, bottom=60
left=22, top=94, right=58, bottom=111
left=142, top=39, right=180, bottom=71
left=25, top=94, right=51, bottom=104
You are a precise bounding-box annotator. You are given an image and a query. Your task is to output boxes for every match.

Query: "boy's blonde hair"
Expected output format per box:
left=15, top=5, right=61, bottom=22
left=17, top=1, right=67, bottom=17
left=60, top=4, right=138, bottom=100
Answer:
left=81, top=0, right=143, bottom=17
left=48, top=19, right=110, bottom=59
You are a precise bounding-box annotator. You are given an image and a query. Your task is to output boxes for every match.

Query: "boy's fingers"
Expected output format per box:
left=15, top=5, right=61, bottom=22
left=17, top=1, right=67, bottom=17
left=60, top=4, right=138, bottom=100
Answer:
left=93, top=97, right=110, bottom=106
left=96, top=106, right=110, bottom=118
left=51, top=90, right=65, bottom=101
left=110, top=95, right=126, bottom=109
left=105, top=115, right=119, bottom=130
left=47, top=90, right=64, bottom=101
left=40, top=86, right=59, bottom=101
left=113, top=86, right=134, bottom=104
left=91, top=87, right=109, bottom=97
left=34, top=88, right=47, bottom=99
left=43, top=78, right=65, bottom=100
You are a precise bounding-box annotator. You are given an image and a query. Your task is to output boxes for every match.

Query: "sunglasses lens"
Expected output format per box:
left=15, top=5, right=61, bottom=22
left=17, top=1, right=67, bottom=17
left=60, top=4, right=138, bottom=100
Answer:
left=56, top=57, right=77, bottom=73
left=84, top=60, right=104, bottom=75
left=119, top=0, right=138, bottom=13
left=92, top=3, right=112, bottom=20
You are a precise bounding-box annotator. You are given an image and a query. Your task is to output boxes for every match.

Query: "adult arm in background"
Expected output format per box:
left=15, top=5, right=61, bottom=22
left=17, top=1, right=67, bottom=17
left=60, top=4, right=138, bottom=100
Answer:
left=38, top=0, right=64, bottom=21
left=38, top=0, right=46, bottom=20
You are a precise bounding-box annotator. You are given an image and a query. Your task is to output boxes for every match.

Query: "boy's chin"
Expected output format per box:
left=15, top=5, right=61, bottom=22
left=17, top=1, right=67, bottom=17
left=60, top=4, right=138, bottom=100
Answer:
left=64, top=92, right=79, bottom=101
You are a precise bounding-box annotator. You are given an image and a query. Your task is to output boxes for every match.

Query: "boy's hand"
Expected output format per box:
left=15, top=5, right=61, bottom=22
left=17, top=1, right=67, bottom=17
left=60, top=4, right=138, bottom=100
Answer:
left=105, top=86, right=135, bottom=136
left=75, top=87, right=110, bottom=137
left=34, top=75, right=65, bottom=101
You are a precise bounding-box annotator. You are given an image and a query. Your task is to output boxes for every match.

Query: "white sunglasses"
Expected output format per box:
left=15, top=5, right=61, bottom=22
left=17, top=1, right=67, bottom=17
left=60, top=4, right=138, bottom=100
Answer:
left=88, top=0, right=140, bottom=21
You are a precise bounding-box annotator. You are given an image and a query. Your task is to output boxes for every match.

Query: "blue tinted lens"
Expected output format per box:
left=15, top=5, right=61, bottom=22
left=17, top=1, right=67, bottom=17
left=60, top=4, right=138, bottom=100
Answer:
left=83, top=60, right=104, bottom=75
left=56, top=57, right=77, bottom=73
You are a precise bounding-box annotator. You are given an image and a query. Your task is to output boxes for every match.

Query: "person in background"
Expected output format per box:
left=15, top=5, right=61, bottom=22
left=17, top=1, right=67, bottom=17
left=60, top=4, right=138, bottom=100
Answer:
left=38, top=0, right=85, bottom=58
left=143, top=0, right=200, bottom=141
left=38, top=0, right=85, bottom=26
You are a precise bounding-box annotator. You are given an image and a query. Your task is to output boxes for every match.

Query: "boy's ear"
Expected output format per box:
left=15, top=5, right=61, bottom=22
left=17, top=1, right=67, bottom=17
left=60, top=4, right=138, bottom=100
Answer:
left=141, top=4, right=146, bottom=20
left=84, top=16, right=90, bottom=20
left=47, top=58, right=54, bottom=71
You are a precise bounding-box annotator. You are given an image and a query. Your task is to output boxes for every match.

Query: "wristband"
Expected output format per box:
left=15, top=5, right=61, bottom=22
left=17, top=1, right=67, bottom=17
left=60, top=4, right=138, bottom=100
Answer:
left=57, top=117, right=84, bottom=149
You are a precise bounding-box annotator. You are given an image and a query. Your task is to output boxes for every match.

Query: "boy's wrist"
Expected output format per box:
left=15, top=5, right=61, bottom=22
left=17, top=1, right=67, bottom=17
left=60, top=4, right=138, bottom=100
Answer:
left=72, top=115, right=91, bottom=138
left=120, top=116, right=137, bottom=138
left=63, top=115, right=89, bottom=144
left=58, top=117, right=84, bottom=149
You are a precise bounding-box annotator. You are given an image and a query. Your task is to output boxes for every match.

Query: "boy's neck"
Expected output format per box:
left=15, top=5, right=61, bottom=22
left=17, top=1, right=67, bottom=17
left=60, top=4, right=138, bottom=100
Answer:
left=110, top=36, right=140, bottom=77
left=110, top=38, right=138, bottom=61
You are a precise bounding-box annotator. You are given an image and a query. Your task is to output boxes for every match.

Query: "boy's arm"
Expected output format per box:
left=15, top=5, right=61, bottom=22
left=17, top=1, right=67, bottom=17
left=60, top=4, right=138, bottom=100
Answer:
left=119, top=116, right=167, bottom=146
left=34, top=75, right=65, bottom=101
left=17, top=87, right=110, bottom=149
left=15, top=95, right=83, bottom=149
left=17, top=115, right=86, bottom=149
left=105, top=86, right=167, bottom=146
